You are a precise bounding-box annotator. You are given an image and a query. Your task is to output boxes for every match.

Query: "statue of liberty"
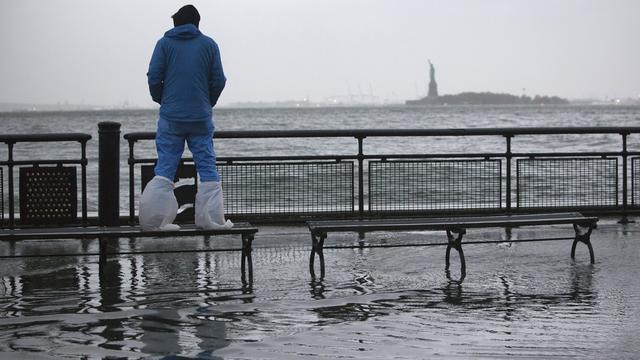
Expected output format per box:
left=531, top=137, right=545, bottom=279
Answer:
left=428, top=60, right=438, bottom=98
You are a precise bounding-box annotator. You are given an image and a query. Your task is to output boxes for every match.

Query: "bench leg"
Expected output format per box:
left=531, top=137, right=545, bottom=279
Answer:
left=241, top=234, right=254, bottom=285
left=445, top=229, right=467, bottom=278
left=571, top=223, right=595, bottom=264
left=309, top=233, right=326, bottom=279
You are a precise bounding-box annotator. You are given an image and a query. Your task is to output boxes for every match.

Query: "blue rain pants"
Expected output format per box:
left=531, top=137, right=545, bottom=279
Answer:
left=154, top=117, right=219, bottom=182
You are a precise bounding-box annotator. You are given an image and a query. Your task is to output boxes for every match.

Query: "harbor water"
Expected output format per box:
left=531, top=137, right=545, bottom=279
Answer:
left=1, top=105, right=640, bottom=358
left=1, top=105, right=639, bottom=213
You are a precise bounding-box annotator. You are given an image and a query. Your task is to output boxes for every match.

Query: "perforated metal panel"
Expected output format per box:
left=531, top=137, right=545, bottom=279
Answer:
left=19, top=166, right=77, bottom=225
left=220, top=161, right=354, bottom=216
left=368, top=159, right=502, bottom=212
left=517, top=158, right=618, bottom=208
left=141, top=164, right=197, bottom=221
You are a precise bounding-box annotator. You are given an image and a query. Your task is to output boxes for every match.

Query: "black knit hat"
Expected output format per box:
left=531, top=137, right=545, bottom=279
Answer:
left=172, top=5, right=200, bottom=28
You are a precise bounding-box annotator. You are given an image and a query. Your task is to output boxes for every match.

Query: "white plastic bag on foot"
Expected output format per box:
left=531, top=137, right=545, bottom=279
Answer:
left=195, top=181, right=233, bottom=229
left=139, top=176, right=180, bottom=231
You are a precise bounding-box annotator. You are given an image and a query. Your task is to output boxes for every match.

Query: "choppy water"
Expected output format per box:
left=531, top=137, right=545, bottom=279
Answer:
left=1, top=105, right=639, bottom=214
left=1, top=105, right=640, bottom=358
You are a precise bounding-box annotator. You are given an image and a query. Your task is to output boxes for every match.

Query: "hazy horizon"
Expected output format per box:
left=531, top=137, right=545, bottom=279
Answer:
left=1, top=0, right=639, bottom=108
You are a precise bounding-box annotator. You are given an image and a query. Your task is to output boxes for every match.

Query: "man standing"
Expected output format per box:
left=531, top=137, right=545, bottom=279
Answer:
left=140, top=4, right=232, bottom=230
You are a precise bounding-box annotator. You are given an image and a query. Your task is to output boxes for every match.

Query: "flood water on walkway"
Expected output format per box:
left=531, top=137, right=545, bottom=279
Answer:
left=1, top=219, right=639, bottom=359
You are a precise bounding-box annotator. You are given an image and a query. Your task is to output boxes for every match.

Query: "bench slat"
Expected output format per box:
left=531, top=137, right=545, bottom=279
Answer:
left=0, top=223, right=258, bottom=241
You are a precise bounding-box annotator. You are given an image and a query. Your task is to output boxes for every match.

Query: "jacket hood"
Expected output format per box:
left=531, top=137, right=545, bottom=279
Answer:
left=172, top=5, right=200, bottom=28
left=164, top=24, right=201, bottom=39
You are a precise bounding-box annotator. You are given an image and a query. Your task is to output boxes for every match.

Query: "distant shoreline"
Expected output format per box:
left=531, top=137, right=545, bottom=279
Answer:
left=1, top=102, right=639, bottom=113
left=406, top=91, right=570, bottom=106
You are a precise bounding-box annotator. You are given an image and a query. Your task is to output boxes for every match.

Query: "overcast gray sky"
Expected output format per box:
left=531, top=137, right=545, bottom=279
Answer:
left=1, top=0, right=639, bottom=107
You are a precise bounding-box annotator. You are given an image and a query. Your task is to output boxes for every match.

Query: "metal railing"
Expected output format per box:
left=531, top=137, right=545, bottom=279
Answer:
left=124, top=127, right=640, bottom=222
left=4, top=126, right=637, bottom=228
left=0, top=133, right=91, bottom=227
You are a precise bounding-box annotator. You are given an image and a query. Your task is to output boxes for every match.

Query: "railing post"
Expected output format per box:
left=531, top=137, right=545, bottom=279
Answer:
left=504, top=135, right=513, bottom=212
left=619, top=132, right=631, bottom=224
left=80, top=140, right=88, bottom=225
left=98, top=122, right=121, bottom=226
left=7, top=142, right=14, bottom=228
left=357, top=136, right=365, bottom=217
left=128, top=139, right=136, bottom=225
left=0, top=166, right=3, bottom=222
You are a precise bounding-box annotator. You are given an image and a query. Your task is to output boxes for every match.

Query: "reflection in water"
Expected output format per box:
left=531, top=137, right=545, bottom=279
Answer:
left=0, top=226, right=638, bottom=359
left=133, top=249, right=235, bottom=357
left=442, top=280, right=464, bottom=305
left=313, top=302, right=379, bottom=324
left=0, top=239, right=258, bottom=358
left=309, top=280, right=326, bottom=300
left=499, top=275, right=516, bottom=321
left=445, top=268, right=465, bottom=284
left=569, top=263, right=596, bottom=303
left=98, top=256, right=125, bottom=351
left=0, top=276, right=22, bottom=318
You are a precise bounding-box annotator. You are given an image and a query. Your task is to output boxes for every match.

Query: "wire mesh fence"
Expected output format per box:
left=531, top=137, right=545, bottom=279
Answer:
left=517, top=157, right=618, bottom=208
left=219, top=161, right=354, bottom=216
left=368, top=159, right=502, bottom=212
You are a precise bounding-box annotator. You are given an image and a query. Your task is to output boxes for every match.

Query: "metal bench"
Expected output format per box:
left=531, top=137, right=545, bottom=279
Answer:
left=307, top=212, right=598, bottom=281
left=0, top=223, right=259, bottom=283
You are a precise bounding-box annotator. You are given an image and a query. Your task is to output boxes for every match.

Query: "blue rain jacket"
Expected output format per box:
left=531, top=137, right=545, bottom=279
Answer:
left=147, top=24, right=226, bottom=122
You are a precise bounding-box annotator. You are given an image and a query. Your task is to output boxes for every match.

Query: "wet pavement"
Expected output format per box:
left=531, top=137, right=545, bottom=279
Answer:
left=1, top=217, right=639, bottom=359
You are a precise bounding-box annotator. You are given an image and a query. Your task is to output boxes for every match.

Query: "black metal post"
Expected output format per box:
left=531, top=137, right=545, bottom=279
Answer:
left=619, top=132, right=631, bottom=224
left=7, top=142, right=14, bottom=228
left=98, top=122, right=121, bottom=226
left=128, top=139, right=135, bottom=224
left=80, top=140, right=88, bottom=225
left=357, top=136, right=365, bottom=217
left=505, top=135, right=512, bottom=212
left=0, top=167, right=3, bottom=221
